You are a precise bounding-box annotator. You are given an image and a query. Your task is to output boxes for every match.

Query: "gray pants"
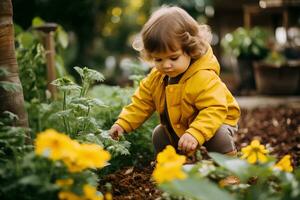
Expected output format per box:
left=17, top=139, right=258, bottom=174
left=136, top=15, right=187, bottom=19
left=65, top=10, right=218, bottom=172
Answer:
left=152, top=124, right=237, bottom=156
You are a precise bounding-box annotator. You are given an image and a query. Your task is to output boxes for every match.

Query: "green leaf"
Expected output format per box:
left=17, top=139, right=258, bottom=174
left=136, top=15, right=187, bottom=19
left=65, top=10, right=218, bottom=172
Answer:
left=160, top=177, right=236, bottom=200
left=56, top=26, right=69, bottom=48
left=18, top=175, right=42, bottom=185
left=14, top=24, right=24, bottom=36
left=74, top=66, right=84, bottom=77
left=55, top=55, right=67, bottom=77
left=51, top=77, right=81, bottom=91
left=209, top=153, right=252, bottom=181
left=74, top=66, right=105, bottom=83
left=87, top=98, right=107, bottom=108
left=53, top=109, right=72, bottom=118
left=32, top=16, right=45, bottom=27
left=17, top=32, right=35, bottom=49
left=76, top=133, right=104, bottom=147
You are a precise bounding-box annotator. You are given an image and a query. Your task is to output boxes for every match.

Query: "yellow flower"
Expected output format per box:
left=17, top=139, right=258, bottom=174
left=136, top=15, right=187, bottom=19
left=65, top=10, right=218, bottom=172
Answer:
left=63, top=157, right=86, bottom=173
left=83, top=184, right=103, bottom=200
left=241, top=140, right=268, bottom=164
left=104, top=192, right=113, bottom=200
left=152, top=145, right=187, bottom=184
left=274, top=155, right=293, bottom=172
left=63, top=144, right=111, bottom=172
left=76, top=144, right=111, bottom=169
left=35, top=129, right=77, bottom=161
left=58, top=191, right=83, bottom=200
left=56, top=178, right=74, bottom=187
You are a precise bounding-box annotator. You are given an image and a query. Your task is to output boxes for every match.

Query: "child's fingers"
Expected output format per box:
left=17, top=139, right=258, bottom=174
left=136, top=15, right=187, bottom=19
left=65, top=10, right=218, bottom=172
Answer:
left=186, top=142, right=194, bottom=152
left=191, top=143, right=197, bottom=150
left=178, top=137, right=184, bottom=150
left=109, top=129, right=120, bottom=140
left=111, top=131, right=119, bottom=140
left=182, top=140, right=189, bottom=152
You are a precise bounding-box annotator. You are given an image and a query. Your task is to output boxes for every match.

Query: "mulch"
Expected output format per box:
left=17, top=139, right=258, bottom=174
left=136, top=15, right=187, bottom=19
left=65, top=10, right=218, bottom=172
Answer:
left=100, top=106, right=300, bottom=199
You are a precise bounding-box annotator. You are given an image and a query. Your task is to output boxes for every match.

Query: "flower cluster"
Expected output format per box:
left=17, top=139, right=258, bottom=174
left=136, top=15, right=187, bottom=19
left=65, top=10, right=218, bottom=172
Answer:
left=152, top=145, right=187, bottom=184
left=241, top=140, right=293, bottom=172
left=35, top=129, right=111, bottom=172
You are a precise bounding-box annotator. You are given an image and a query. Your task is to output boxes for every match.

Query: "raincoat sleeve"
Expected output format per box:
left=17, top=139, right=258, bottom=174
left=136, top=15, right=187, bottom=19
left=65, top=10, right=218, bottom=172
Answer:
left=186, top=71, right=228, bottom=145
left=115, top=75, right=156, bottom=133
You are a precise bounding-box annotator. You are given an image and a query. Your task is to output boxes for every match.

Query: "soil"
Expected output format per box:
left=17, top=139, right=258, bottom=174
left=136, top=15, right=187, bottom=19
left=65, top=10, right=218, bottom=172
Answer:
left=100, top=106, right=300, bottom=200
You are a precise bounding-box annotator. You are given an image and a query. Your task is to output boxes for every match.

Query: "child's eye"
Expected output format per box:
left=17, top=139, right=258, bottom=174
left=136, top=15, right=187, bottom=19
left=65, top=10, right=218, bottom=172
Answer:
left=154, top=58, right=162, bottom=62
left=170, top=56, right=179, bottom=61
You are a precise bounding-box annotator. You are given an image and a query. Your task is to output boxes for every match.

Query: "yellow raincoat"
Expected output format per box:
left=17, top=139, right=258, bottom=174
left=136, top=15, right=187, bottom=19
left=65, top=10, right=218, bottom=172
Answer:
left=115, top=46, right=240, bottom=145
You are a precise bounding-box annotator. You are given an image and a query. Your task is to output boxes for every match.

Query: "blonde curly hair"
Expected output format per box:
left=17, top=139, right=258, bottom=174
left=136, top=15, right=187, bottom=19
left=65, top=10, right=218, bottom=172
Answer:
left=132, top=6, right=212, bottom=61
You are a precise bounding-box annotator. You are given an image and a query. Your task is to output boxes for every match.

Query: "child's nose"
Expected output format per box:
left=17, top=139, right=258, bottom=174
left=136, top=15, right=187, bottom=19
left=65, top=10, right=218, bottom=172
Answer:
left=162, top=60, right=172, bottom=69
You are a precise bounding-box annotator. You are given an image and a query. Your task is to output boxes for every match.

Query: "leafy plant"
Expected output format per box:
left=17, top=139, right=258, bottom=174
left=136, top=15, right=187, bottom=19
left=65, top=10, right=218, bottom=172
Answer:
left=15, top=18, right=70, bottom=134
left=49, top=66, right=131, bottom=158
left=154, top=142, right=300, bottom=200
left=0, top=111, right=31, bottom=163
left=263, top=50, right=286, bottom=66
left=0, top=129, right=109, bottom=200
left=89, top=84, right=159, bottom=168
left=221, top=27, right=270, bottom=59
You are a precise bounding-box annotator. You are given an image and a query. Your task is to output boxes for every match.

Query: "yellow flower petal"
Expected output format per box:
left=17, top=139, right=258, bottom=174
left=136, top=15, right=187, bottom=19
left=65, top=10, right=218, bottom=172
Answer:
left=56, top=178, right=74, bottom=187
left=153, top=145, right=187, bottom=184
left=274, top=155, right=293, bottom=172
left=251, top=140, right=260, bottom=148
left=105, top=192, right=113, bottom=200
left=58, top=191, right=83, bottom=200
left=83, top=184, right=103, bottom=200
left=247, top=153, right=257, bottom=164
left=35, top=129, right=78, bottom=161
left=257, top=152, right=267, bottom=163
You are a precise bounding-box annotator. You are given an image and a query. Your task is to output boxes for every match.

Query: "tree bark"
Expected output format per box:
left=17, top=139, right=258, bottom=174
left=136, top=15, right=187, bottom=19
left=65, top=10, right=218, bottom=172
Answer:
left=0, top=0, right=28, bottom=127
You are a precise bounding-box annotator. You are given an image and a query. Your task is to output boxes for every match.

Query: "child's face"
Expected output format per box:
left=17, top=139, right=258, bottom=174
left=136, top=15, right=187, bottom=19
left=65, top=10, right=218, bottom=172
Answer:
left=151, top=49, right=191, bottom=77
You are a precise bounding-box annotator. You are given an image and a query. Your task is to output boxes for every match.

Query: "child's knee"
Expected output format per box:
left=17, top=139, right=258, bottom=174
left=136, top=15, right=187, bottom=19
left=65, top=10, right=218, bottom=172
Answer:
left=152, top=124, right=165, bottom=143
left=204, top=124, right=236, bottom=154
left=152, top=124, right=173, bottom=155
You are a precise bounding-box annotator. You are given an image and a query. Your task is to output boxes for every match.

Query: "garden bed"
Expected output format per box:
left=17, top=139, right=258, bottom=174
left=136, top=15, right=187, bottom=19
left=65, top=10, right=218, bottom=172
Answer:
left=100, top=106, right=300, bottom=199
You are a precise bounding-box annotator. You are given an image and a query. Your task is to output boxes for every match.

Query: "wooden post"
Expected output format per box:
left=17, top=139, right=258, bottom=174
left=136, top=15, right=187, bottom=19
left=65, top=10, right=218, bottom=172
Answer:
left=34, top=23, right=58, bottom=99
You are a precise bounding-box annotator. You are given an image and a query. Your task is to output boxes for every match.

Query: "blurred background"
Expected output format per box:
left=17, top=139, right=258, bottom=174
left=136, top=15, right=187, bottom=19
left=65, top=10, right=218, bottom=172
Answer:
left=12, top=0, right=300, bottom=95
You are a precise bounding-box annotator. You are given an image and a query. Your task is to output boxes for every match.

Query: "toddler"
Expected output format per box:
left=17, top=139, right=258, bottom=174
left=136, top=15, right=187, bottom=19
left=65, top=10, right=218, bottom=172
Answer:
left=109, top=6, right=240, bottom=158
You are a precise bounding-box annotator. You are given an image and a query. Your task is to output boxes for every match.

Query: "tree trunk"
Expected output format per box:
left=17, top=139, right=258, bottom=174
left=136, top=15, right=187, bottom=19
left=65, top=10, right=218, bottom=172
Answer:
left=0, top=0, right=28, bottom=127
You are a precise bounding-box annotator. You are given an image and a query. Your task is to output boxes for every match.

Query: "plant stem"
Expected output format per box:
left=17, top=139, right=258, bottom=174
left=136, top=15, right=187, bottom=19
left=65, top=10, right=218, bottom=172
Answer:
left=63, top=91, right=66, bottom=110
left=62, top=91, right=69, bottom=134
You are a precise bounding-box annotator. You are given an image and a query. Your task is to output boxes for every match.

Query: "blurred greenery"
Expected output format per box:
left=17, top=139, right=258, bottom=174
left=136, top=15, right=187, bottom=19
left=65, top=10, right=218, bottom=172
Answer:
left=12, top=0, right=211, bottom=84
left=221, top=27, right=270, bottom=60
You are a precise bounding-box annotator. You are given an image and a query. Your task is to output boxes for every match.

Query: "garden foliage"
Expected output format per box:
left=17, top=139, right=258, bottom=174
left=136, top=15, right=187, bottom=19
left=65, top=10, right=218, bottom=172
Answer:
left=154, top=143, right=300, bottom=200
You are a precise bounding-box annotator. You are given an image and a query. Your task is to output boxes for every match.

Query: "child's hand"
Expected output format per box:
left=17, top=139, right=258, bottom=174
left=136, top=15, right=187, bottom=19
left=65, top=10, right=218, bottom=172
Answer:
left=109, top=124, right=124, bottom=140
left=178, top=133, right=198, bottom=154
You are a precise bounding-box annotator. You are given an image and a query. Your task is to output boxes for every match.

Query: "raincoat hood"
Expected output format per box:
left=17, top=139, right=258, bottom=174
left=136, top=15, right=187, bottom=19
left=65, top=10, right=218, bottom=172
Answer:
left=180, top=45, right=220, bottom=83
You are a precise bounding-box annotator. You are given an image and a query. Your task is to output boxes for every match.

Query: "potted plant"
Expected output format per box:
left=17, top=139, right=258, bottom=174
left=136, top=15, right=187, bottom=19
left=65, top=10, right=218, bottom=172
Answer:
left=253, top=50, right=300, bottom=95
left=221, top=27, right=270, bottom=90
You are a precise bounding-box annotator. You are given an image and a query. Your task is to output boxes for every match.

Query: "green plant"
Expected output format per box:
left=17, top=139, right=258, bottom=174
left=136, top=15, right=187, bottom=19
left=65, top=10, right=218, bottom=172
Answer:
left=49, top=66, right=130, bottom=158
left=221, top=27, right=270, bottom=60
left=16, top=17, right=69, bottom=102
left=89, top=83, right=158, bottom=168
left=0, top=128, right=108, bottom=200
left=263, top=50, right=286, bottom=66
left=154, top=142, right=300, bottom=200
left=15, top=17, right=70, bottom=134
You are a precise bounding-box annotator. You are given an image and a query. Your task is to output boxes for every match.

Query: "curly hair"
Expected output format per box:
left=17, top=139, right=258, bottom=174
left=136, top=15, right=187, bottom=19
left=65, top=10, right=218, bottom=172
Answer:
left=133, top=6, right=212, bottom=61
